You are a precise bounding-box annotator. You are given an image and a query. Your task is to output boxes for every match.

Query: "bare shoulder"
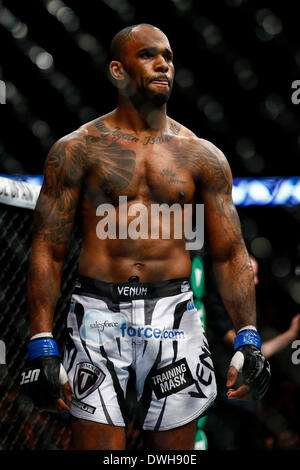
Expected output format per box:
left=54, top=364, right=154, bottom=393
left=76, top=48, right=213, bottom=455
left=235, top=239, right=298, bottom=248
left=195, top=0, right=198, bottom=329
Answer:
left=51, top=113, right=110, bottom=154
left=167, top=117, right=228, bottom=165
left=82, top=112, right=115, bottom=137
left=43, top=124, right=89, bottom=186
left=181, top=134, right=228, bottom=162
left=167, top=117, right=197, bottom=138
left=49, top=124, right=88, bottom=158
left=195, top=137, right=232, bottom=194
left=170, top=131, right=232, bottom=194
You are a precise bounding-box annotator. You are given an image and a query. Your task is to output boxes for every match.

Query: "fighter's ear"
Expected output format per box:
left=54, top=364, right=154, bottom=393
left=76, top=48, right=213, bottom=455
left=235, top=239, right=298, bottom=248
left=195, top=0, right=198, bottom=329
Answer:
left=109, top=60, right=127, bottom=82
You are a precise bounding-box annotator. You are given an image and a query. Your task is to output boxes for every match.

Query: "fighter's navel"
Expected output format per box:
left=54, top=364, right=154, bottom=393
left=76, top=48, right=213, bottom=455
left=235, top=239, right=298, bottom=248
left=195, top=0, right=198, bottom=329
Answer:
left=104, top=188, right=113, bottom=197
left=135, top=262, right=144, bottom=267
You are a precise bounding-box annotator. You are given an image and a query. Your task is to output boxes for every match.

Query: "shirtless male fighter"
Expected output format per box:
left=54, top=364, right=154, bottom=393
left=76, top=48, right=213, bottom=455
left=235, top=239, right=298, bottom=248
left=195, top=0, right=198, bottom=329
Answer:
left=20, top=24, right=270, bottom=450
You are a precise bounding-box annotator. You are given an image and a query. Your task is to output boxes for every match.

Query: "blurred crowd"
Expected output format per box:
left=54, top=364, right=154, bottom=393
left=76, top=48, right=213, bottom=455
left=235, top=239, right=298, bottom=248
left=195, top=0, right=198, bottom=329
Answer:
left=203, top=253, right=300, bottom=450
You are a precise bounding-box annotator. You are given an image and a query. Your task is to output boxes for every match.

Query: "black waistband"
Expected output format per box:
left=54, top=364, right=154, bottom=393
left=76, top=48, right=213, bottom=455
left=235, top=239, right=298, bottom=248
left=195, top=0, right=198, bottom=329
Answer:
left=73, top=275, right=192, bottom=300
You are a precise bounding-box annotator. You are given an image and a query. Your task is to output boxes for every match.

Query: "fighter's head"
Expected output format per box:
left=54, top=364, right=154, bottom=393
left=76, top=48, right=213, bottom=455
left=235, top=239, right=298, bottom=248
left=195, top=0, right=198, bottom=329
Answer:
left=109, top=24, right=175, bottom=107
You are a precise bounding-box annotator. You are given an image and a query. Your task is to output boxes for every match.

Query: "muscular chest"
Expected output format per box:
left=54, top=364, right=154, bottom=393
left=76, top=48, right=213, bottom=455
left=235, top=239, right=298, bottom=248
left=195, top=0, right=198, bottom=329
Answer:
left=84, top=139, right=196, bottom=208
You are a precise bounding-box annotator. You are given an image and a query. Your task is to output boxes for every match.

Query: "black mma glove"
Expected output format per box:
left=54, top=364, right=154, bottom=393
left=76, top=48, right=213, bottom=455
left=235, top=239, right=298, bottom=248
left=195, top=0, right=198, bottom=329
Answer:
left=230, top=328, right=271, bottom=400
left=20, top=335, right=68, bottom=408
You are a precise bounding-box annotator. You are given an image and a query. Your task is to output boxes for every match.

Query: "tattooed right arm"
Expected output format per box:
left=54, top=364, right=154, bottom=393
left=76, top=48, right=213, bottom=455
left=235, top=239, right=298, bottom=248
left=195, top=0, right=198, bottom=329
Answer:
left=27, top=129, right=87, bottom=335
left=196, top=139, right=257, bottom=331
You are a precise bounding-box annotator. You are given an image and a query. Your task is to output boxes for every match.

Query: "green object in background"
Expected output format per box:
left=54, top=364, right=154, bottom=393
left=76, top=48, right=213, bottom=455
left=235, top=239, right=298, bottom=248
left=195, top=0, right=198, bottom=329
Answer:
left=190, top=256, right=205, bottom=299
left=194, top=429, right=208, bottom=450
left=194, top=298, right=206, bottom=330
left=191, top=256, right=208, bottom=451
left=197, top=415, right=208, bottom=429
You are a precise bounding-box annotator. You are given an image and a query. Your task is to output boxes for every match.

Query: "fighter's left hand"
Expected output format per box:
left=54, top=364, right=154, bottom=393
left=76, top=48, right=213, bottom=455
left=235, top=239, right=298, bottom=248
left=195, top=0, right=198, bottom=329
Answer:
left=226, top=330, right=271, bottom=400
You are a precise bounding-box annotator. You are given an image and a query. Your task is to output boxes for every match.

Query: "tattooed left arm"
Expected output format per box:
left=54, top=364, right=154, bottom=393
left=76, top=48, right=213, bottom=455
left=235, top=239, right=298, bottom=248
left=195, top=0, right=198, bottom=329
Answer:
left=27, top=130, right=87, bottom=336
left=196, top=140, right=272, bottom=401
left=198, top=140, right=256, bottom=331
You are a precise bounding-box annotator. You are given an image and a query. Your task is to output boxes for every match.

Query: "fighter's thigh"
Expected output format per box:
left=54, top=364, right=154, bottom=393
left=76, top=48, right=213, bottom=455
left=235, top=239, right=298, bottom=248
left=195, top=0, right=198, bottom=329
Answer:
left=71, top=417, right=126, bottom=450
left=143, top=418, right=198, bottom=450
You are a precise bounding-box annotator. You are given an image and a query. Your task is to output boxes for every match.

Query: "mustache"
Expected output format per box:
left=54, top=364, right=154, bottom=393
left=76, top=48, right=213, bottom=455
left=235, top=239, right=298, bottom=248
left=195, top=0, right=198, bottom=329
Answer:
left=149, top=75, right=171, bottom=84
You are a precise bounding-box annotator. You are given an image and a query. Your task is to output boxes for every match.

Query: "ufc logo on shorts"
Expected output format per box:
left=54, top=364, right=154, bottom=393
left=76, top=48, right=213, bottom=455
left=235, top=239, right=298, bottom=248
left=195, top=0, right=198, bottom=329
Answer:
left=20, top=369, right=40, bottom=384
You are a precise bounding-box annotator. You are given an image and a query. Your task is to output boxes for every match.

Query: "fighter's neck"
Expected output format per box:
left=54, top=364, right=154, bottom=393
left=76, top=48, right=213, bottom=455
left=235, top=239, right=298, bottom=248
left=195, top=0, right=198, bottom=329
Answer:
left=114, top=95, right=168, bottom=135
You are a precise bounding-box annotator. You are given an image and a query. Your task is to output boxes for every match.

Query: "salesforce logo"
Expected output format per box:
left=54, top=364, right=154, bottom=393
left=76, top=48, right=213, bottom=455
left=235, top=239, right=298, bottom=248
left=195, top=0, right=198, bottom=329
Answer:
left=120, top=324, right=185, bottom=341
left=79, top=309, right=185, bottom=346
left=80, top=309, right=126, bottom=348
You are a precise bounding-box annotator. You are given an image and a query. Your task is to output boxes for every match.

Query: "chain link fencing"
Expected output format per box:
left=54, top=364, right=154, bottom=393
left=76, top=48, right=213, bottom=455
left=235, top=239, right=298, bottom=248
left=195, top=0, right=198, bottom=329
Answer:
left=0, top=180, right=144, bottom=450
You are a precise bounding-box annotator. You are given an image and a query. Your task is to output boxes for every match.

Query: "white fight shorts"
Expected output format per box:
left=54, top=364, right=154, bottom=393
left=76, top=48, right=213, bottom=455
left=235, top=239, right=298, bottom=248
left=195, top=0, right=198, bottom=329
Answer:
left=63, top=276, right=217, bottom=431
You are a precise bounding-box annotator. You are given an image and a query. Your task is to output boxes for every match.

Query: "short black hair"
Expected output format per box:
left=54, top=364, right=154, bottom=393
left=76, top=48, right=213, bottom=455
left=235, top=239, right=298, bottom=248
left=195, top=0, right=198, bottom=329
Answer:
left=110, top=23, right=161, bottom=62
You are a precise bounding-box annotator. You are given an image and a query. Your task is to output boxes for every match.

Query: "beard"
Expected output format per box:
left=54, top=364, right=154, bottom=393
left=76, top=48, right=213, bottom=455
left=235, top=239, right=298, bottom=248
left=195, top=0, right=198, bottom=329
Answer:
left=124, top=79, right=173, bottom=108
left=146, top=87, right=172, bottom=106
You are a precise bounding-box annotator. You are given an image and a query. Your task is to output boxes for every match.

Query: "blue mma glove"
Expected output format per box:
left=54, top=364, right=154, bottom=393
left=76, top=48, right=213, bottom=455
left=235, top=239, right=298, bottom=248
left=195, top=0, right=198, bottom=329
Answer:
left=230, top=328, right=271, bottom=400
left=20, top=336, right=68, bottom=408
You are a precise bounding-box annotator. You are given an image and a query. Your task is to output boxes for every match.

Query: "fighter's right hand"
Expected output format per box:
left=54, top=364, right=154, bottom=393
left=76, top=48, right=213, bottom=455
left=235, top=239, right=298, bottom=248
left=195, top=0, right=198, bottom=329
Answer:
left=19, top=336, right=72, bottom=412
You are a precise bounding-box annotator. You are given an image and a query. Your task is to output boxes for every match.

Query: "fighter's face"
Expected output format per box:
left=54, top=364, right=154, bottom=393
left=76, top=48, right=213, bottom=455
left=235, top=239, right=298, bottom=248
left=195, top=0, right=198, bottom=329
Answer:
left=119, top=28, right=175, bottom=106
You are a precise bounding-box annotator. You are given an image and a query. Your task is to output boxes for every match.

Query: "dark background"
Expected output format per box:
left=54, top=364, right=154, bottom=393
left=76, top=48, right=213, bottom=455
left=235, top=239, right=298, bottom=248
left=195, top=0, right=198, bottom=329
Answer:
left=1, top=0, right=300, bottom=313
left=1, top=0, right=300, bottom=176
left=0, top=0, right=300, bottom=450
